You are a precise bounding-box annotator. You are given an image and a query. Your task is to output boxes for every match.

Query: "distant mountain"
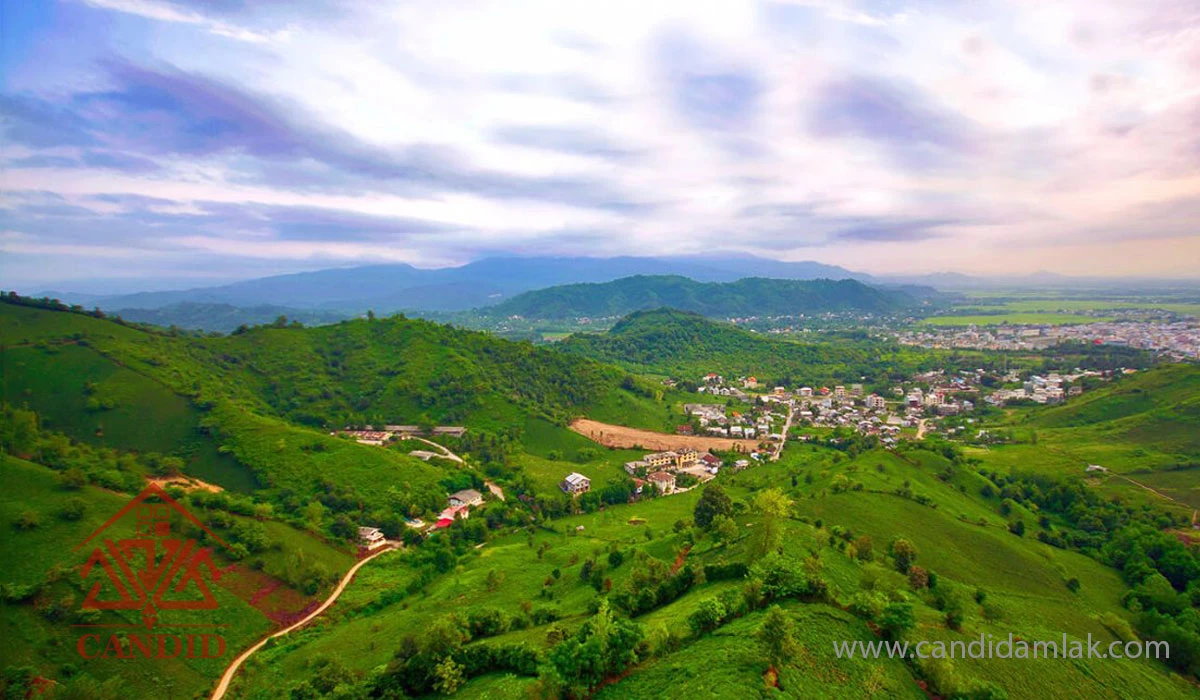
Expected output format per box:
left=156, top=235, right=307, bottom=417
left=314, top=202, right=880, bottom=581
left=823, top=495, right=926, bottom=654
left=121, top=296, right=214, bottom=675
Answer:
left=43, top=255, right=869, bottom=313
left=484, top=276, right=914, bottom=320
left=114, top=303, right=351, bottom=332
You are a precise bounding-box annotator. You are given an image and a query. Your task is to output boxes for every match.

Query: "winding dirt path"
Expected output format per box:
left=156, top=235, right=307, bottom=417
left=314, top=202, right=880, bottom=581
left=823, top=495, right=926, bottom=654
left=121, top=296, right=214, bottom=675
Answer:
left=209, top=544, right=397, bottom=700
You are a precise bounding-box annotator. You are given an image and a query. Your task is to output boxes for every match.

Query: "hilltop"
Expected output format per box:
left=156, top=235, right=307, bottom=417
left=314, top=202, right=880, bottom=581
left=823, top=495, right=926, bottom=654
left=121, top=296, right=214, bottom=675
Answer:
left=484, top=276, right=917, bottom=320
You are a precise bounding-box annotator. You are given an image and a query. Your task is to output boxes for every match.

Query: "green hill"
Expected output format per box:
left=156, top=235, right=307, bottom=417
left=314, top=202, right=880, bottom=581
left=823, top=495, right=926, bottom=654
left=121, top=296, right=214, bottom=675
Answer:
left=560, top=308, right=938, bottom=386
left=487, top=275, right=914, bottom=320
left=0, top=296, right=679, bottom=512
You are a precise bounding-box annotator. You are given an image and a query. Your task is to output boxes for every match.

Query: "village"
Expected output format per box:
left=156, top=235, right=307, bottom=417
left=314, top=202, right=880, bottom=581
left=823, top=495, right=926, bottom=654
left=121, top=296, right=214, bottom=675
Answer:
left=349, top=364, right=1113, bottom=551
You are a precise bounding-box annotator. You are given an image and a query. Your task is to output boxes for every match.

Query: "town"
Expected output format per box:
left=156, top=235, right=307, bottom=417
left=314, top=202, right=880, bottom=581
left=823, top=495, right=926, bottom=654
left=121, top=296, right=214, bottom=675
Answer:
left=895, top=319, right=1200, bottom=360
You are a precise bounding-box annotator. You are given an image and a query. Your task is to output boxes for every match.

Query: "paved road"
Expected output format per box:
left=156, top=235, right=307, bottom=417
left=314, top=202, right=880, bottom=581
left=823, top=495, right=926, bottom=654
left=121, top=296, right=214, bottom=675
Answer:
left=210, top=545, right=397, bottom=700
left=770, top=402, right=795, bottom=462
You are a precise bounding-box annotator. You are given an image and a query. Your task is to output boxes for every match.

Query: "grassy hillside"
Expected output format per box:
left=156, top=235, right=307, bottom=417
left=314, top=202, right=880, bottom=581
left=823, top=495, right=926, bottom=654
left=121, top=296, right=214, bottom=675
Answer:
left=224, top=445, right=1197, bottom=699
left=0, top=297, right=686, bottom=516
left=486, top=276, right=914, bottom=320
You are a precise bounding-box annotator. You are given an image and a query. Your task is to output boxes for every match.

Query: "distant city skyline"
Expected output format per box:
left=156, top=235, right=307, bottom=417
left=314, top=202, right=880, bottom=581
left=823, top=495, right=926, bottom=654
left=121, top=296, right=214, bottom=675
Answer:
left=2, top=0, right=1198, bottom=291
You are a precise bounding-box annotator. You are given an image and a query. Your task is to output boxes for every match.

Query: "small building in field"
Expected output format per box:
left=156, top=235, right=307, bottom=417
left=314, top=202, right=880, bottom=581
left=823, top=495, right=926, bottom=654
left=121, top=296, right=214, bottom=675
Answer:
left=358, top=526, right=387, bottom=550
left=449, top=489, right=484, bottom=507
left=561, top=472, right=591, bottom=495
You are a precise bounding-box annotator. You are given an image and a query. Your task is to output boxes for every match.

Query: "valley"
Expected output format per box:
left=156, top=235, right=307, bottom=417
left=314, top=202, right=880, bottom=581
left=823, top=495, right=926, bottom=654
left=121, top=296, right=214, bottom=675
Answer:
left=1, top=290, right=1198, bottom=700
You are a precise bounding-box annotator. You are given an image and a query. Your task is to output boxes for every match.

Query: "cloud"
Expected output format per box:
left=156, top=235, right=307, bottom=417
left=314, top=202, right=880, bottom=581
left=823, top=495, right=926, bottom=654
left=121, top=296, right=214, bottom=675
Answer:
left=808, top=74, right=977, bottom=168
left=1, top=0, right=1198, bottom=286
left=489, top=125, right=639, bottom=160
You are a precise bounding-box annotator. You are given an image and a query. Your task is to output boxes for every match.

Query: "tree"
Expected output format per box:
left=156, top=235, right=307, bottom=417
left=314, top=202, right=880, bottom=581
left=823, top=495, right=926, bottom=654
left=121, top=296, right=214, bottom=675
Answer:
left=754, top=488, right=794, bottom=556
left=710, top=514, right=739, bottom=545
left=756, top=606, right=799, bottom=680
left=60, top=498, right=87, bottom=521
left=432, top=657, right=464, bottom=696
left=59, top=467, right=87, bottom=490
left=852, top=535, right=874, bottom=561
left=13, top=510, right=40, bottom=531
left=879, top=602, right=915, bottom=639
left=889, top=538, right=918, bottom=574
left=908, top=566, right=929, bottom=590
left=693, top=484, right=733, bottom=529
left=688, top=598, right=726, bottom=636
left=544, top=599, right=642, bottom=697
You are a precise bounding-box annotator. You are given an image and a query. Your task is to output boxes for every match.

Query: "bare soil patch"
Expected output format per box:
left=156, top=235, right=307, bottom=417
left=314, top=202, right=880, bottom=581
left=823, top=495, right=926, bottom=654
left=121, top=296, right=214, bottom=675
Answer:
left=570, top=418, right=759, bottom=452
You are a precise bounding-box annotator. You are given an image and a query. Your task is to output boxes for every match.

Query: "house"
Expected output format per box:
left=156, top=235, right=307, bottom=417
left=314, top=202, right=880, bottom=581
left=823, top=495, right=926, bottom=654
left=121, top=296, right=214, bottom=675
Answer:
left=647, top=471, right=676, bottom=495
left=676, top=425, right=695, bottom=436
left=1085, top=464, right=1108, bottom=473
left=624, top=460, right=649, bottom=476
left=561, top=472, right=591, bottom=494
left=631, top=477, right=645, bottom=495
left=675, top=448, right=700, bottom=466
left=699, top=453, right=722, bottom=473
left=437, top=504, right=470, bottom=525
left=449, top=489, right=484, bottom=508
left=432, top=426, right=467, bottom=437
left=358, top=526, right=387, bottom=550
left=866, top=394, right=887, bottom=410
left=644, top=451, right=677, bottom=469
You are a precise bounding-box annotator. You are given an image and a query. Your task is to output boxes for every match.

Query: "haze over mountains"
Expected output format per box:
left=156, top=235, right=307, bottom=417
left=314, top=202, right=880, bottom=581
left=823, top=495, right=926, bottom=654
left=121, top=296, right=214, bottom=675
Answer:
left=43, top=255, right=865, bottom=313
left=38, top=253, right=1195, bottom=320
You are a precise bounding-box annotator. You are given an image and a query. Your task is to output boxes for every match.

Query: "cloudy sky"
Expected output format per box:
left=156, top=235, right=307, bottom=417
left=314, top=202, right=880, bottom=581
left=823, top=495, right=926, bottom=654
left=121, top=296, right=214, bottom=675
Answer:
left=2, top=0, right=1198, bottom=291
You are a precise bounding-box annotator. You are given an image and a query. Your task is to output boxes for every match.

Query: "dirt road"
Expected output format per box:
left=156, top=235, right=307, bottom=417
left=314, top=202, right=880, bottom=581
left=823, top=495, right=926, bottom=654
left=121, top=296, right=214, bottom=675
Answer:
left=210, top=544, right=397, bottom=700
left=410, top=437, right=463, bottom=463
left=570, top=419, right=759, bottom=453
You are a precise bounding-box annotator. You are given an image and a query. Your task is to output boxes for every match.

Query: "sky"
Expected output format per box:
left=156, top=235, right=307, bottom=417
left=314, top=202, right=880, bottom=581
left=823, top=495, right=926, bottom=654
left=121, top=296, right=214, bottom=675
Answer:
left=1, top=0, right=1198, bottom=292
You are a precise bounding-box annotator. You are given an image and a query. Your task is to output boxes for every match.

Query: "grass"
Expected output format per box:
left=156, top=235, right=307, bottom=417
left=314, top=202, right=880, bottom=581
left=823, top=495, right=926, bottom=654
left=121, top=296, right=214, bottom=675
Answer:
left=0, top=343, right=256, bottom=491
left=226, top=442, right=1196, bottom=700
left=0, top=455, right=271, bottom=698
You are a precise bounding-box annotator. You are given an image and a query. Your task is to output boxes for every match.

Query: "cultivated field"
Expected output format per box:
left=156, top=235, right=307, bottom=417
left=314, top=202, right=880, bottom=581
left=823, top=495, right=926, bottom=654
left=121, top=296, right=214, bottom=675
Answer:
left=570, top=418, right=760, bottom=452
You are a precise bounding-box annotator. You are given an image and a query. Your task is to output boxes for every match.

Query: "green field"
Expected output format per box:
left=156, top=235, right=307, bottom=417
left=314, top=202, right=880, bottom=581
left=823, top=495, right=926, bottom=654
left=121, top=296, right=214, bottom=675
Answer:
left=957, top=296, right=1200, bottom=316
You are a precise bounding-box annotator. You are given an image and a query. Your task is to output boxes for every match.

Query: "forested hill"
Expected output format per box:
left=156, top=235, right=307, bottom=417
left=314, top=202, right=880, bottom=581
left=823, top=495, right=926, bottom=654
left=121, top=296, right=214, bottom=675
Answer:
left=485, top=275, right=917, bottom=320
left=0, top=295, right=674, bottom=508
left=559, top=308, right=928, bottom=385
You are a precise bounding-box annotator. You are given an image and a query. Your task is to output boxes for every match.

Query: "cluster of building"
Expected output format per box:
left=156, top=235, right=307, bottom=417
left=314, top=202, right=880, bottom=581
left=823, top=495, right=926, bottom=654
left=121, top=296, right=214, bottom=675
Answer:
left=618, top=449, right=722, bottom=496
left=895, top=320, right=1200, bottom=359
left=984, top=371, right=1092, bottom=406
left=681, top=401, right=783, bottom=440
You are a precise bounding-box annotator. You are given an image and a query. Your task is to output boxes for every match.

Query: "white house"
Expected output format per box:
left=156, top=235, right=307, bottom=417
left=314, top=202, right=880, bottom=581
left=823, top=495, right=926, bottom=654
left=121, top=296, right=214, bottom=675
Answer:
left=561, top=472, right=591, bottom=495
left=358, top=526, right=387, bottom=550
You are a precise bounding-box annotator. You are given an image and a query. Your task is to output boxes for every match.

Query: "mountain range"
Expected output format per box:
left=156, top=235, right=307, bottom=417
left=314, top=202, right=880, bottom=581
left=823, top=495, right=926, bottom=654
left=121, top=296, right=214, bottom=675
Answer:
left=44, top=255, right=867, bottom=313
